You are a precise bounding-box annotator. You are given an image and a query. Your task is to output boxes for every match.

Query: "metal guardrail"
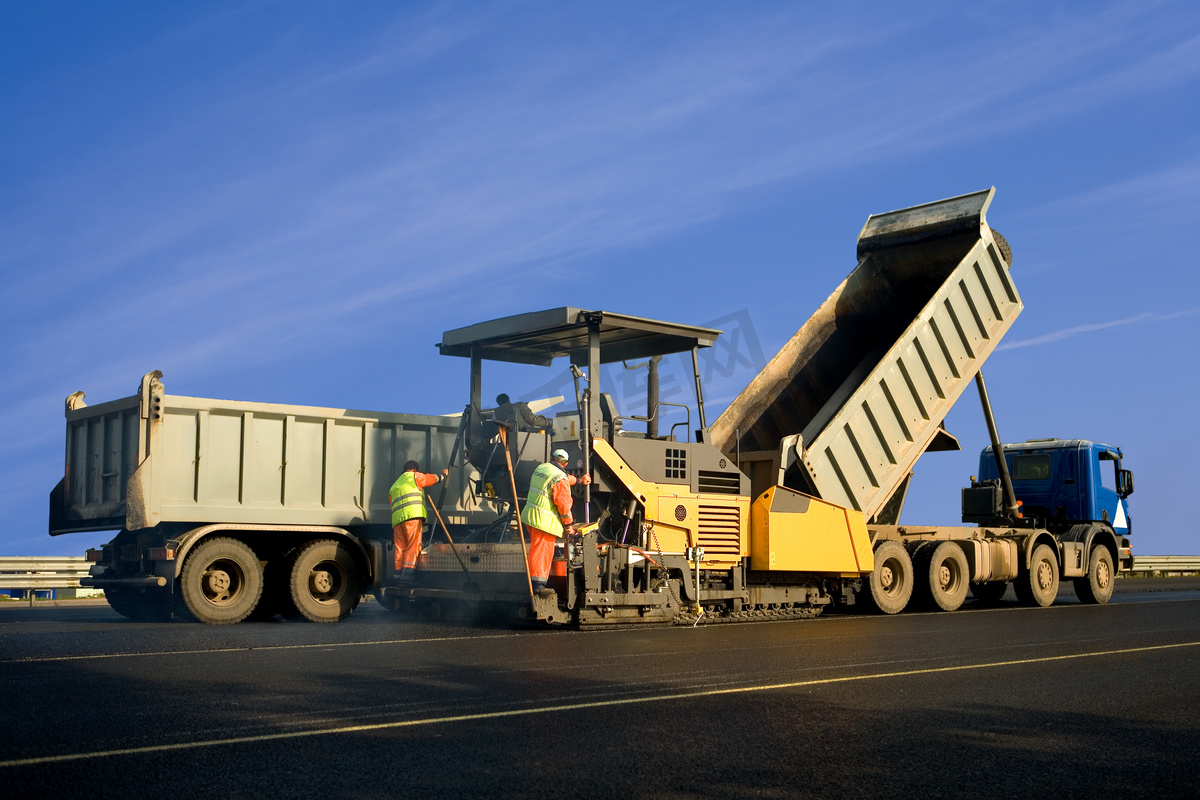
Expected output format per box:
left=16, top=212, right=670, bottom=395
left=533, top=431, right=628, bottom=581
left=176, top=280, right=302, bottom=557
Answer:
left=1125, top=555, right=1200, bottom=577
left=0, top=557, right=92, bottom=598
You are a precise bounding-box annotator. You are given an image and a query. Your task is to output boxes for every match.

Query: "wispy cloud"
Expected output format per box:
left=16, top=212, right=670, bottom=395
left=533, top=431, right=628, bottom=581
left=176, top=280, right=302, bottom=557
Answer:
left=5, top=4, right=1197, bottom=386
left=4, top=2, right=1195, bottom=398
left=997, top=307, right=1200, bottom=351
left=1019, top=154, right=1200, bottom=225
left=11, top=2, right=1197, bottom=309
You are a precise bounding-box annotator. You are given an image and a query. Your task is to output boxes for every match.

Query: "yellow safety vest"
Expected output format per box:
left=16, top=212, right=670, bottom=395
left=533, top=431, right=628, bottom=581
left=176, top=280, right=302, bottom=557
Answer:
left=521, top=462, right=571, bottom=537
left=389, top=471, right=427, bottom=526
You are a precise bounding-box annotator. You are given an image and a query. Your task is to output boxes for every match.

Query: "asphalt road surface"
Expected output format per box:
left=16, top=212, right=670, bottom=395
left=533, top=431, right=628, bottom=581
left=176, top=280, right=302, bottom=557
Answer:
left=3, top=578, right=1199, bottom=799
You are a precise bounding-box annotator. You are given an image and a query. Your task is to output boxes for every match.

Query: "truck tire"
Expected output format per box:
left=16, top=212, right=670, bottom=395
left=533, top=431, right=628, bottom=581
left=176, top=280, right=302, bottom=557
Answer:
left=922, top=541, right=969, bottom=612
left=865, top=540, right=913, bottom=614
left=992, top=229, right=1012, bottom=266
left=969, top=580, right=1008, bottom=605
left=1074, top=546, right=1114, bottom=605
left=289, top=539, right=361, bottom=623
left=104, top=588, right=173, bottom=622
left=179, top=537, right=264, bottom=625
left=1014, top=543, right=1059, bottom=608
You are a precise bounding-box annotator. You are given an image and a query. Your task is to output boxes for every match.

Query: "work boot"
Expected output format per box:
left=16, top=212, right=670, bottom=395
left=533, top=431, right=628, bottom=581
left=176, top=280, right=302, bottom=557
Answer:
left=398, top=567, right=416, bottom=587
left=536, top=585, right=556, bottom=599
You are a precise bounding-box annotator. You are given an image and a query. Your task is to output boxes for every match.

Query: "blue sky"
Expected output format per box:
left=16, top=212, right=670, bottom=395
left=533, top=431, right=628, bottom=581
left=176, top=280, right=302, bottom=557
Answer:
left=3, top=0, right=1198, bottom=556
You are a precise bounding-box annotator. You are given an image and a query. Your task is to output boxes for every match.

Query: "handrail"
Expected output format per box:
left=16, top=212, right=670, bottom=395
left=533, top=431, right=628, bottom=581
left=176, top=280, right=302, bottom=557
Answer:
left=623, top=401, right=691, bottom=442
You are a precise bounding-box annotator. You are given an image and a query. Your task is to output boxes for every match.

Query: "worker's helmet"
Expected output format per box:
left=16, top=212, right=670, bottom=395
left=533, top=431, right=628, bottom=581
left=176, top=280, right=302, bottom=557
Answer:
left=552, top=449, right=569, bottom=463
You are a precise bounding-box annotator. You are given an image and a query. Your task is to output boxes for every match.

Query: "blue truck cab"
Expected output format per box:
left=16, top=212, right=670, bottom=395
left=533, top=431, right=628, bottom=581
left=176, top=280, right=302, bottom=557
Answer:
left=976, top=439, right=1133, bottom=531
left=968, top=438, right=1135, bottom=575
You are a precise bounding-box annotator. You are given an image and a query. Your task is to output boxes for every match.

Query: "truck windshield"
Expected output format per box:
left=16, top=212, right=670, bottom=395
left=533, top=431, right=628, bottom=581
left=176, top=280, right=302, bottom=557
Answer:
left=1100, top=455, right=1118, bottom=493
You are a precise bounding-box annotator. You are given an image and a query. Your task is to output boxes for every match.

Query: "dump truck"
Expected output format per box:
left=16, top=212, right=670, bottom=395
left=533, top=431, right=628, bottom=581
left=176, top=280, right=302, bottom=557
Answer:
left=50, top=188, right=1133, bottom=625
left=708, top=188, right=1134, bottom=615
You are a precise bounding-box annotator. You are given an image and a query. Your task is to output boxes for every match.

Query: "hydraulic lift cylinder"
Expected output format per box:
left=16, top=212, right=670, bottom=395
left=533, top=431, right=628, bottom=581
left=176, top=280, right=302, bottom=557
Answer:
left=974, top=371, right=1020, bottom=519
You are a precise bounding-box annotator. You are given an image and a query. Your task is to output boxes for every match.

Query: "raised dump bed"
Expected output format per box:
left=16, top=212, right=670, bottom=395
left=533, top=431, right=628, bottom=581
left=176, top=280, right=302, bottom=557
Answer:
left=711, top=188, right=1021, bottom=521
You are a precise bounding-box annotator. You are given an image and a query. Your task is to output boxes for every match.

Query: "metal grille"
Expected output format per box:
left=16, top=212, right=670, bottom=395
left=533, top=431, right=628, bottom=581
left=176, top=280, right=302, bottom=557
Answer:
left=697, top=470, right=741, bottom=495
left=697, top=504, right=742, bottom=557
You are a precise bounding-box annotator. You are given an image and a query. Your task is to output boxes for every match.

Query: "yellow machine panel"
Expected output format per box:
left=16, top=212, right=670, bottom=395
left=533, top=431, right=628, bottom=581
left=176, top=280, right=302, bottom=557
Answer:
left=653, top=494, right=747, bottom=567
left=591, top=438, right=747, bottom=567
left=643, top=520, right=690, bottom=554
left=750, top=485, right=873, bottom=575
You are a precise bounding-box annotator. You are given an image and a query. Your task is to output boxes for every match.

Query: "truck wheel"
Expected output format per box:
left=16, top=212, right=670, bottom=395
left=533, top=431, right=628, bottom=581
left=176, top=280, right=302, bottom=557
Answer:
left=104, top=588, right=172, bottom=622
left=289, top=539, right=361, bottom=623
left=923, top=541, right=969, bottom=612
left=1014, top=543, right=1059, bottom=608
left=179, top=537, right=263, bottom=625
left=970, top=580, right=1008, bottom=605
left=1074, top=546, right=1114, bottom=605
left=866, top=540, right=913, bottom=614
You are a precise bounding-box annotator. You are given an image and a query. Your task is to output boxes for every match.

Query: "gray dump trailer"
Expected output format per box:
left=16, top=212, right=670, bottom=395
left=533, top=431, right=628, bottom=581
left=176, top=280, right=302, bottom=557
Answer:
left=50, top=370, right=483, bottom=623
left=712, top=188, right=1131, bottom=614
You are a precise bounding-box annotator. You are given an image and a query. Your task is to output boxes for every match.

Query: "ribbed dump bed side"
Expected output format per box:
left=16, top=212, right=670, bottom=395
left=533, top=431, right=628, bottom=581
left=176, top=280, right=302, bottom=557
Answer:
left=51, top=374, right=478, bottom=534
left=712, top=189, right=1022, bottom=519
left=801, top=232, right=1020, bottom=515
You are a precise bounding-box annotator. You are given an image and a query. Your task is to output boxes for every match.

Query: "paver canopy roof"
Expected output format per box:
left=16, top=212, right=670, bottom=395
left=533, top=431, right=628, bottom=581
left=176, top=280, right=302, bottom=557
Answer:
left=439, top=307, right=720, bottom=367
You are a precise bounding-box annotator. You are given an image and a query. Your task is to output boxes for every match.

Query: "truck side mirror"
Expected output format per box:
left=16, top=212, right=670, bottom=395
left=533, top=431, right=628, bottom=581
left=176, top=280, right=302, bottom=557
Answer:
left=1118, top=469, right=1134, bottom=498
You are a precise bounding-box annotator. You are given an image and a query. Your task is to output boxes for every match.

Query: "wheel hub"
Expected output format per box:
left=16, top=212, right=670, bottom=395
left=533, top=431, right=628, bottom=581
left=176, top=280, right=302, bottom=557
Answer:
left=1096, top=559, right=1111, bottom=589
left=879, top=564, right=895, bottom=589
left=310, top=569, right=334, bottom=596
left=205, top=569, right=231, bottom=595
left=1036, top=561, right=1053, bottom=590
left=938, top=564, right=951, bottom=588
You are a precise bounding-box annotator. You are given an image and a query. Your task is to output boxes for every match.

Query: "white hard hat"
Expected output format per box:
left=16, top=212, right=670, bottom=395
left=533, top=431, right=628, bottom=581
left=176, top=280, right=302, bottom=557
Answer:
left=552, top=449, right=569, bottom=462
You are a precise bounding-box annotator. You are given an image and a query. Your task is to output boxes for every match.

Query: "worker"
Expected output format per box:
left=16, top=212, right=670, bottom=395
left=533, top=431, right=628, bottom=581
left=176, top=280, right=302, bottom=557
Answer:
left=521, top=448, right=590, bottom=597
left=494, top=393, right=549, bottom=432
left=388, top=460, right=448, bottom=587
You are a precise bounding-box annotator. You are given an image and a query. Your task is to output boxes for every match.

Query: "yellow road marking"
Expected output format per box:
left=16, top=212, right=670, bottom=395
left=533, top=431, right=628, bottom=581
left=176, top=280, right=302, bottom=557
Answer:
left=3, top=639, right=1197, bottom=768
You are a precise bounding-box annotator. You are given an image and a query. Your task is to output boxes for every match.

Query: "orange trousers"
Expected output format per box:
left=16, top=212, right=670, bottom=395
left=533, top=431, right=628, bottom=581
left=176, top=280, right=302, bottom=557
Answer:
left=393, top=519, right=424, bottom=571
left=527, top=526, right=557, bottom=582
